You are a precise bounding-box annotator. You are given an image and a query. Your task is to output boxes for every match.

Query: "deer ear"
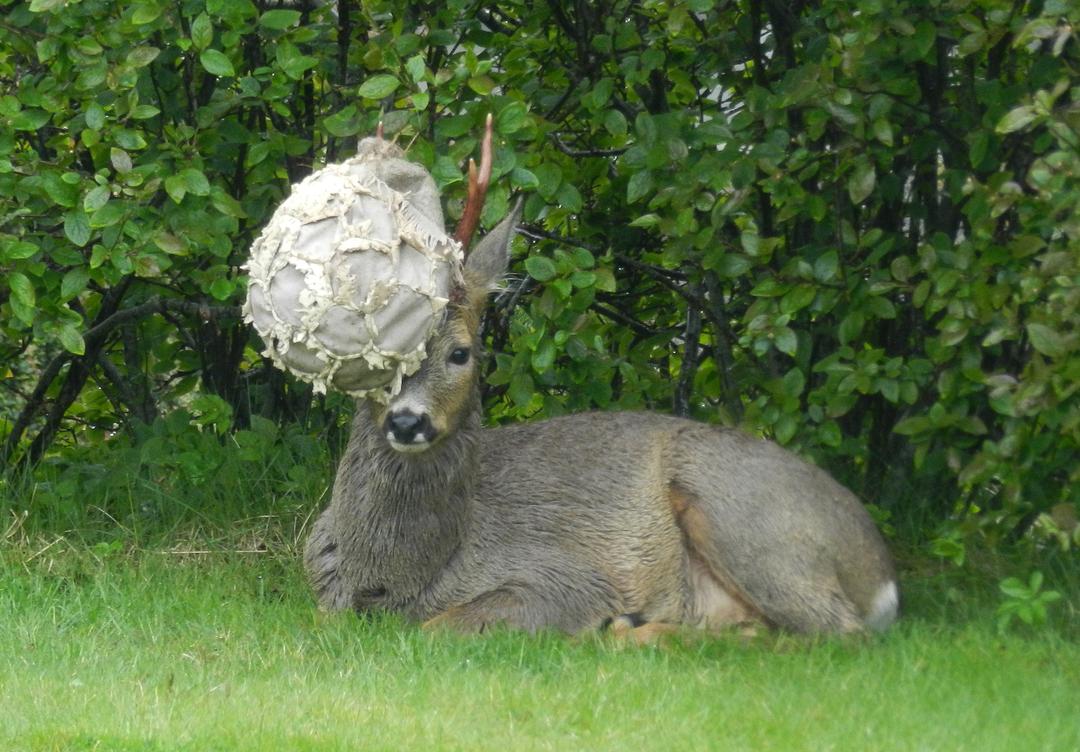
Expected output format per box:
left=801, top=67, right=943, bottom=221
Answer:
left=462, top=199, right=521, bottom=301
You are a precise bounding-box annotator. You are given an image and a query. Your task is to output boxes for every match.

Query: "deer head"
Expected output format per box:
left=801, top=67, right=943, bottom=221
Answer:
left=370, top=116, right=520, bottom=454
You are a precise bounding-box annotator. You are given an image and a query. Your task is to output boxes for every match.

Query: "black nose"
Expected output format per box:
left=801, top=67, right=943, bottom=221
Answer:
left=385, top=411, right=431, bottom=444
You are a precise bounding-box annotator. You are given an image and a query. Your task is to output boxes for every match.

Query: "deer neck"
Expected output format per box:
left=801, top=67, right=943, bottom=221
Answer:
left=334, top=401, right=481, bottom=605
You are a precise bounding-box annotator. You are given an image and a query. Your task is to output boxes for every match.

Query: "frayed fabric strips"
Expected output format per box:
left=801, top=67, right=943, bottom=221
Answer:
left=244, top=138, right=463, bottom=401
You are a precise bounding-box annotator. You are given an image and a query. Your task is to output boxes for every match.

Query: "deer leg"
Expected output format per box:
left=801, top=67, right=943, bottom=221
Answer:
left=423, top=577, right=618, bottom=635
left=303, top=510, right=352, bottom=611
left=669, top=483, right=863, bottom=634
left=604, top=613, right=681, bottom=646
left=422, top=588, right=527, bottom=633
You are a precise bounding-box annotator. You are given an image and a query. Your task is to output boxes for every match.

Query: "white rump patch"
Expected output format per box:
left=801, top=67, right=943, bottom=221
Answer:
left=865, top=581, right=899, bottom=631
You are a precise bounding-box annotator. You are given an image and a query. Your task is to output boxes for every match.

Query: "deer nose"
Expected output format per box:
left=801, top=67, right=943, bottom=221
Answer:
left=385, top=411, right=431, bottom=445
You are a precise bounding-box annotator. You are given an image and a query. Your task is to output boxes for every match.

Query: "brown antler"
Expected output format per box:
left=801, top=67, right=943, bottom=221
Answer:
left=454, top=113, right=494, bottom=248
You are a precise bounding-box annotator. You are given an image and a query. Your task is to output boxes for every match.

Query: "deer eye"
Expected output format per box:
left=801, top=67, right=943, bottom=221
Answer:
left=448, top=347, right=471, bottom=365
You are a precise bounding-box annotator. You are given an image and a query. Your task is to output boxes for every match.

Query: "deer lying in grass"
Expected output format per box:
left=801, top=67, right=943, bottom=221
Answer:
left=304, top=124, right=898, bottom=639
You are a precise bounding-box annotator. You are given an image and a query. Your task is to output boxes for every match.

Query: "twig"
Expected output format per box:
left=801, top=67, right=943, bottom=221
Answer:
left=518, top=225, right=602, bottom=252
left=81, top=298, right=240, bottom=350
left=550, top=133, right=627, bottom=158
left=592, top=301, right=664, bottom=338
left=2, top=296, right=241, bottom=469
left=673, top=288, right=703, bottom=417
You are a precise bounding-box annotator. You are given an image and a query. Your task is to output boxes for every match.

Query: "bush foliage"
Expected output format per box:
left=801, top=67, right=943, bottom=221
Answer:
left=1, top=0, right=1078, bottom=553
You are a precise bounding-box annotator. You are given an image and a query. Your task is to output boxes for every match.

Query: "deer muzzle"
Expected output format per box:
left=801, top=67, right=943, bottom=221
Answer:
left=384, top=409, right=436, bottom=453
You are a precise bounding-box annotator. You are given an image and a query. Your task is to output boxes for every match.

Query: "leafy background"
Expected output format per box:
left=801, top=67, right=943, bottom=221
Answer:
left=1, top=0, right=1078, bottom=567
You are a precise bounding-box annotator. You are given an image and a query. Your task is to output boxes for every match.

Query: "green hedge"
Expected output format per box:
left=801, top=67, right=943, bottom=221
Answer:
left=1, top=0, right=1078, bottom=552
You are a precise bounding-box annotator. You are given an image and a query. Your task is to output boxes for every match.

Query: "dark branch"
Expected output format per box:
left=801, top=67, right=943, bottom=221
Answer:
left=550, top=133, right=627, bottom=158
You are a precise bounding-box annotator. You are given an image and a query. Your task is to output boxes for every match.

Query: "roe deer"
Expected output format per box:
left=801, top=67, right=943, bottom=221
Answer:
left=303, top=127, right=898, bottom=638
left=302, top=208, right=900, bottom=635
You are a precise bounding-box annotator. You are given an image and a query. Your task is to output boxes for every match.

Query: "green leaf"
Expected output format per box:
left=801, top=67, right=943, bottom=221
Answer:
left=114, top=129, right=147, bottom=151
left=968, top=130, right=989, bottom=168
left=410, top=91, right=429, bottom=111
left=190, top=14, right=213, bottom=50
left=131, top=3, right=163, bottom=24
left=84, top=185, right=111, bottom=212
left=200, top=49, right=235, bottom=77
left=180, top=168, right=210, bottom=196
left=84, top=103, right=106, bottom=131
left=532, top=339, right=556, bottom=371
left=635, top=112, right=658, bottom=145
left=525, top=256, right=557, bottom=282
left=603, top=109, right=627, bottom=137
left=126, top=45, right=161, bottom=67
left=508, top=371, right=535, bottom=408
left=958, top=30, right=987, bottom=57
left=780, top=285, right=816, bottom=315
left=740, top=230, right=759, bottom=256
left=12, top=109, right=50, bottom=131
left=774, top=414, right=798, bottom=445
left=555, top=182, right=583, bottom=212
left=496, top=102, right=529, bottom=134
left=1026, top=323, right=1069, bottom=358
left=594, top=267, right=616, bottom=292
left=996, top=106, right=1036, bottom=134
left=534, top=163, right=562, bottom=200
left=58, top=325, right=86, bottom=356
left=774, top=327, right=797, bottom=356
left=153, top=232, right=187, bottom=255
left=61, top=267, right=90, bottom=300
left=110, top=147, right=133, bottom=173
left=358, top=74, right=400, bottom=99
left=879, top=378, right=899, bottom=403
left=629, top=213, right=660, bottom=228
left=819, top=421, right=842, bottom=447
left=467, top=75, right=495, bottom=95
left=781, top=367, right=806, bottom=397
left=166, top=170, right=210, bottom=203
left=570, top=270, right=596, bottom=288
left=276, top=43, right=318, bottom=79
left=814, top=250, right=839, bottom=282
left=324, top=105, right=361, bottom=137
left=209, top=278, right=233, bottom=301
left=750, top=279, right=787, bottom=297
left=405, top=54, right=426, bottom=84
left=9, top=272, right=35, bottom=308
left=871, top=118, right=894, bottom=146
left=893, top=416, right=931, bottom=436
left=29, top=0, right=66, bottom=11
left=259, top=9, right=301, bottom=29
left=712, top=253, right=750, bottom=278
left=848, top=160, right=876, bottom=204
left=2, top=240, right=38, bottom=261
left=130, top=105, right=161, bottom=120
left=509, top=167, right=539, bottom=190
left=210, top=187, right=246, bottom=218
left=64, top=211, right=92, bottom=247
left=89, top=201, right=127, bottom=228
left=207, top=0, right=257, bottom=19
left=838, top=311, right=865, bottom=345
left=626, top=170, right=653, bottom=203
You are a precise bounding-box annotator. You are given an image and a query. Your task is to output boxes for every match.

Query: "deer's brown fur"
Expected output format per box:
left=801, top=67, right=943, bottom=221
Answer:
left=303, top=208, right=899, bottom=636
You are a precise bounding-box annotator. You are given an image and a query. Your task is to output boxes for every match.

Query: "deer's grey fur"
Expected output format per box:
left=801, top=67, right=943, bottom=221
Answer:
left=304, top=209, right=899, bottom=635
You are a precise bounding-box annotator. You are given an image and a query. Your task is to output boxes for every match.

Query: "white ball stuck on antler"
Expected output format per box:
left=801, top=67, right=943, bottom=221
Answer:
left=244, top=136, right=464, bottom=401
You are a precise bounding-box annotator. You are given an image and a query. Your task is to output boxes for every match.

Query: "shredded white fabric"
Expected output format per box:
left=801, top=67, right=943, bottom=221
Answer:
left=243, top=139, right=463, bottom=401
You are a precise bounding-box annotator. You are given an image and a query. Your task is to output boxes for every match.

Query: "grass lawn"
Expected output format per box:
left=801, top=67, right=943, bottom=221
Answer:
left=3, top=519, right=1078, bottom=752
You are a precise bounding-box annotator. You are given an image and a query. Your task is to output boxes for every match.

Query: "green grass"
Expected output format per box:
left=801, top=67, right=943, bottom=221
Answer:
left=3, top=520, right=1079, bottom=752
